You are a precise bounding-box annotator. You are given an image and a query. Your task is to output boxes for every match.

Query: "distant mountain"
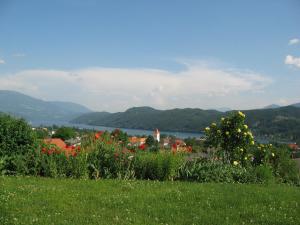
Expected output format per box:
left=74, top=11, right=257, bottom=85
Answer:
left=291, top=102, right=300, bottom=108
left=264, top=104, right=281, bottom=109
left=72, top=106, right=223, bottom=132
left=71, top=105, right=300, bottom=143
left=0, top=90, right=91, bottom=122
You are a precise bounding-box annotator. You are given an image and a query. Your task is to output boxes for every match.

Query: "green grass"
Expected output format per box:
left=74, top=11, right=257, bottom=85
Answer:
left=1, top=176, right=300, bottom=225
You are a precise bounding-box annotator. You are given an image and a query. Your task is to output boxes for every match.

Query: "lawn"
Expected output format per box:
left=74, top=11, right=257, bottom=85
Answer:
left=0, top=176, right=300, bottom=225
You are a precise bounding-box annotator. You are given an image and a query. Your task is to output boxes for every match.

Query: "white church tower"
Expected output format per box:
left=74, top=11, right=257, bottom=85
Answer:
left=154, top=128, right=160, bottom=142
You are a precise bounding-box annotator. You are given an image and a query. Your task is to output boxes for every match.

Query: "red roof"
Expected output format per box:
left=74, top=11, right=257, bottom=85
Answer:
left=44, top=138, right=67, bottom=149
left=288, top=143, right=299, bottom=150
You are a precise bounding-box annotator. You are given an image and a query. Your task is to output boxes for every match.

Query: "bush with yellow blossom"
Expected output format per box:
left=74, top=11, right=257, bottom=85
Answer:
left=204, top=111, right=254, bottom=166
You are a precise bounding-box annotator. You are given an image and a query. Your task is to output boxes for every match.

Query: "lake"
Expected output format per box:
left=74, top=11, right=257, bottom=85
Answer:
left=31, top=121, right=204, bottom=139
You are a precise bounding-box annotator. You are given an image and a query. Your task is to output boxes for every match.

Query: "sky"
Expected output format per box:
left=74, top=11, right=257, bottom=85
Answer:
left=0, top=0, right=299, bottom=112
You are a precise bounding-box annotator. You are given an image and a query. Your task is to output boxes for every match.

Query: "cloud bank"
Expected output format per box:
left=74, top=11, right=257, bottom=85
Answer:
left=285, top=55, right=300, bottom=68
left=0, top=59, right=5, bottom=64
left=0, top=62, right=272, bottom=111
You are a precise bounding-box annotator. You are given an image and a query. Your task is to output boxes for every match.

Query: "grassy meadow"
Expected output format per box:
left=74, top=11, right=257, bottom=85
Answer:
left=1, top=176, right=300, bottom=225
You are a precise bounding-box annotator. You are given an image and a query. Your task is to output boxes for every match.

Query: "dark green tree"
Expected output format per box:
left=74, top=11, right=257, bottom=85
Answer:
left=0, top=114, right=35, bottom=157
left=52, top=127, right=76, bottom=141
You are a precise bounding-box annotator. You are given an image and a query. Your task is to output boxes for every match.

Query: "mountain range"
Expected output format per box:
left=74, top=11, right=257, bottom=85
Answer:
left=1, top=90, right=300, bottom=143
left=0, top=90, right=91, bottom=122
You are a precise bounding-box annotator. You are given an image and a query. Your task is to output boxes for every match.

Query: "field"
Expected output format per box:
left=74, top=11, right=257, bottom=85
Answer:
left=1, top=177, right=300, bottom=225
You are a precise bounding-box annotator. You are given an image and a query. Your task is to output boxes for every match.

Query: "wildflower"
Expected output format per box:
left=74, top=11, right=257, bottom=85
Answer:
left=237, top=128, right=241, bottom=133
left=233, top=161, right=239, bottom=166
left=221, top=117, right=225, bottom=121
left=244, top=157, right=248, bottom=160
left=211, top=122, right=216, bottom=127
left=244, top=125, right=248, bottom=129
left=225, top=131, right=230, bottom=136
left=269, top=144, right=272, bottom=147
left=240, top=148, right=244, bottom=152
left=272, top=153, right=275, bottom=157
left=128, top=155, right=134, bottom=160
left=205, top=127, right=210, bottom=131
left=251, top=141, right=255, bottom=145
left=217, top=130, right=221, bottom=134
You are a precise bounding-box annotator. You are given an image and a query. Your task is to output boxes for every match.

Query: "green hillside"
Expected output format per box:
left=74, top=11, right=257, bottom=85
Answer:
left=72, top=106, right=300, bottom=142
left=0, top=90, right=91, bottom=122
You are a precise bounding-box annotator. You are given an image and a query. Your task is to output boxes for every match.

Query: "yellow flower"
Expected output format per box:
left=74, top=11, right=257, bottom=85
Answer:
left=211, top=122, right=216, bottom=126
left=226, top=131, right=230, bottom=136
left=243, top=132, right=247, bottom=136
left=238, top=111, right=245, bottom=118
left=221, top=117, right=225, bottom=121
left=269, top=144, right=272, bottom=147
left=237, top=128, right=241, bottom=133
left=233, top=161, right=239, bottom=166
left=244, top=157, right=248, bottom=160
left=271, top=153, right=275, bottom=157
left=251, top=141, right=255, bottom=145
left=240, top=148, right=244, bottom=152
left=244, top=125, right=248, bottom=129
left=205, top=127, right=210, bottom=131
left=217, top=130, right=221, bottom=134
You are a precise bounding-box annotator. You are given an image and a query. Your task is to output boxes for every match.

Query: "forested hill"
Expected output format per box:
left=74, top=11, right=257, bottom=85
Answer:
left=71, top=105, right=300, bottom=142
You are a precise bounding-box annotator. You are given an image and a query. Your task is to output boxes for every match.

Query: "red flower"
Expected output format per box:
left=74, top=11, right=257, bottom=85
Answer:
left=187, top=146, right=192, bottom=152
left=138, top=144, right=146, bottom=150
left=172, top=144, right=177, bottom=149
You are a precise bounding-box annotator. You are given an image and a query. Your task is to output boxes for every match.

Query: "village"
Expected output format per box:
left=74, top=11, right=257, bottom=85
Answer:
left=34, top=126, right=300, bottom=160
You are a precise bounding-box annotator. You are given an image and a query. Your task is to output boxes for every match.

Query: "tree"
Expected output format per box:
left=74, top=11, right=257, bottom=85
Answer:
left=204, top=111, right=254, bottom=165
left=146, top=135, right=155, bottom=146
left=0, top=114, right=35, bottom=157
left=52, top=127, right=76, bottom=141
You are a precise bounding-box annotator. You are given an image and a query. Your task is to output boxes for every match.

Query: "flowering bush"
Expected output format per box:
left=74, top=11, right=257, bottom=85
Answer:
left=204, top=111, right=254, bottom=165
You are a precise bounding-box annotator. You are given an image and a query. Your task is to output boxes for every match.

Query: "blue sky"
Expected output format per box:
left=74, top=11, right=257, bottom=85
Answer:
left=0, top=0, right=299, bottom=111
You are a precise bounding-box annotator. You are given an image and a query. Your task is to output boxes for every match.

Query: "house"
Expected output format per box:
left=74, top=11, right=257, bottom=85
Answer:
left=44, top=138, right=67, bottom=149
left=128, top=136, right=146, bottom=146
left=43, top=138, right=79, bottom=156
left=288, top=143, right=300, bottom=151
left=65, top=137, right=81, bottom=147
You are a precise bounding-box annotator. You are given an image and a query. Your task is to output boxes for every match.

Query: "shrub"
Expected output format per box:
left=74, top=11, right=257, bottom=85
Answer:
left=0, top=114, right=35, bottom=157
left=254, top=164, right=275, bottom=184
left=134, top=152, right=184, bottom=181
left=177, top=159, right=256, bottom=183
left=204, top=111, right=254, bottom=165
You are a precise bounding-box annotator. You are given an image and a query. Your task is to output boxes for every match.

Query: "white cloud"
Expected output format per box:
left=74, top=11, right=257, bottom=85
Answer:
left=0, top=59, right=5, bottom=64
left=0, top=62, right=272, bottom=111
left=289, top=38, right=300, bottom=45
left=285, top=55, right=300, bottom=68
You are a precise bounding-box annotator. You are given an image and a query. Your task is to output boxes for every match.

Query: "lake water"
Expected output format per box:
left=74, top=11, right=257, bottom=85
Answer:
left=31, top=121, right=204, bottom=139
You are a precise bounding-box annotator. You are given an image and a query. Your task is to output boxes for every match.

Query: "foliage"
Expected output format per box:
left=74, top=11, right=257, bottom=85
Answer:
left=0, top=114, right=35, bottom=157
left=134, top=152, right=184, bottom=181
left=52, top=126, right=76, bottom=141
left=111, top=128, right=129, bottom=146
left=251, top=144, right=300, bottom=184
left=177, top=159, right=256, bottom=183
left=204, top=111, right=254, bottom=165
